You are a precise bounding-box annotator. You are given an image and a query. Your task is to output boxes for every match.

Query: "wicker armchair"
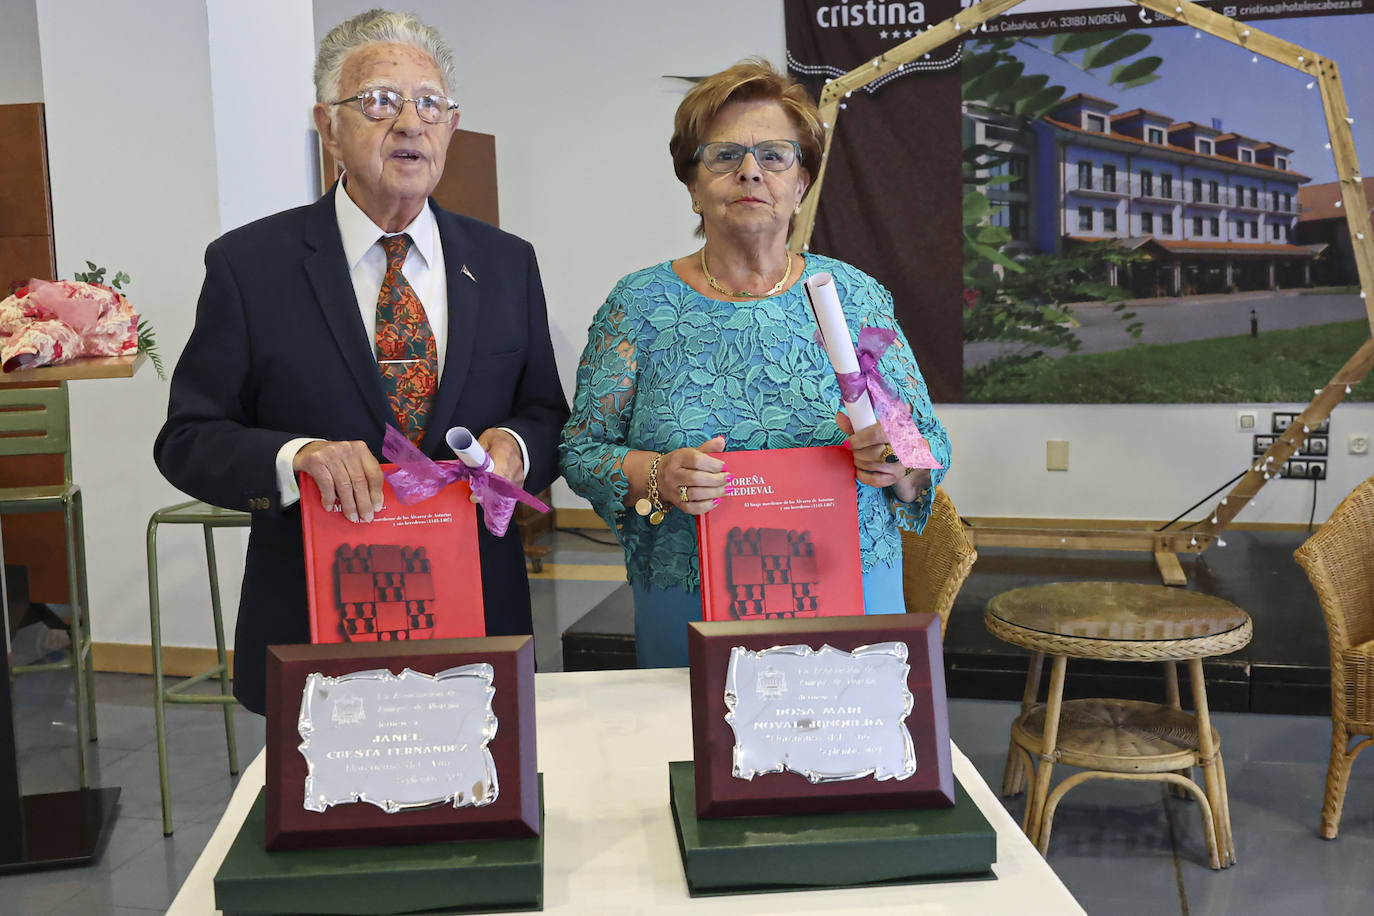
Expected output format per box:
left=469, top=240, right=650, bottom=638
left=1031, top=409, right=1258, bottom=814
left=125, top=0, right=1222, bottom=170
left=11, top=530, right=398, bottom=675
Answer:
left=901, top=486, right=977, bottom=640
left=1294, top=474, right=1374, bottom=839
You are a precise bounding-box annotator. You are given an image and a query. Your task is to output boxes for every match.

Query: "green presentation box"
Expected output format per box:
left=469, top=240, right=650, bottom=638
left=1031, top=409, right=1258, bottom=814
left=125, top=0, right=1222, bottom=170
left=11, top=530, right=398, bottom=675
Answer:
left=669, top=761, right=995, bottom=896
left=214, top=780, right=544, bottom=915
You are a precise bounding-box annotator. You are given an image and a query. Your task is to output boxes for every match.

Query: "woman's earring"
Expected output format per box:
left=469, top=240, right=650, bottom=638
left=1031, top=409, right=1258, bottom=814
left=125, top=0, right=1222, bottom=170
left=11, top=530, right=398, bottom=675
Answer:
left=692, top=199, right=702, bottom=213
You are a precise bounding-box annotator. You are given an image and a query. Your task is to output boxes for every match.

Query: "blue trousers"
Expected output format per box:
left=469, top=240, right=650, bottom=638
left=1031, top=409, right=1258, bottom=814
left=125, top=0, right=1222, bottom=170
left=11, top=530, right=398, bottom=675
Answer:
left=630, top=559, right=904, bottom=669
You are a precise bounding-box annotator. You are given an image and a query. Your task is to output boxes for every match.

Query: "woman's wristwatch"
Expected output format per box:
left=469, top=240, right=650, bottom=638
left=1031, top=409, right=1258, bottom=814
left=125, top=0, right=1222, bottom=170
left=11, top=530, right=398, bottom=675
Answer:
left=635, top=452, right=669, bottom=525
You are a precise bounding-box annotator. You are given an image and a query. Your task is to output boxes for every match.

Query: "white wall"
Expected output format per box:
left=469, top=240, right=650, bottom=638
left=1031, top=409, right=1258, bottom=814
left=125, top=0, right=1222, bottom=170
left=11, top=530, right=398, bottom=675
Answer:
left=206, top=0, right=319, bottom=234
left=0, top=0, right=42, bottom=105
left=35, top=0, right=225, bottom=653
left=4, top=0, right=1369, bottom=652
left=32, top=0, right=315, bottom=652
left=938, top=403, right=1374, bottom=525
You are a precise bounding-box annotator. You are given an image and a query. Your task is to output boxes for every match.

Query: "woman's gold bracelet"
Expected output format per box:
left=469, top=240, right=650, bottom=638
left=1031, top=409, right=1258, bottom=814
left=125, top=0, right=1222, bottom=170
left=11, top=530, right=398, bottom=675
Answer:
left=634, top=452, right=669, bottom=525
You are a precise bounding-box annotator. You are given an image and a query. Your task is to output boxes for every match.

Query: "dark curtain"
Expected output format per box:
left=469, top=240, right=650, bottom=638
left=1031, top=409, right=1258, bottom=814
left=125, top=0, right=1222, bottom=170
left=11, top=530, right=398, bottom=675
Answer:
left=786, top=0, right=966, bottom=402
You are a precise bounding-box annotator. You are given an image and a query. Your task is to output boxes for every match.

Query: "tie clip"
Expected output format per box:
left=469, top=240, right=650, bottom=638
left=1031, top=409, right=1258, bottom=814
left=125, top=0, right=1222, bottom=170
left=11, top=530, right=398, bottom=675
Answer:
left=379, top=358, right=421, bottom=365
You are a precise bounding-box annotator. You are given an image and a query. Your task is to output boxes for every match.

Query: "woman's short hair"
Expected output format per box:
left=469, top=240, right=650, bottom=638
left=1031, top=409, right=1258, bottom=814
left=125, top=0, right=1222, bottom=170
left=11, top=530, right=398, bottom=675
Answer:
left=669, top=58, right=826, bottom=188
left=314, top=9, right=458, bottom=106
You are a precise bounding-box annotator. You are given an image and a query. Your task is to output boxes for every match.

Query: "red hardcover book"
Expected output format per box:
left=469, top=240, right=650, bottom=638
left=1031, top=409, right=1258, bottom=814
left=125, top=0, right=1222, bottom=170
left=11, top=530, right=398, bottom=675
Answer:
left=696, top=446, right=863, bottom=622
left=299, top=468, right=484, bottom=644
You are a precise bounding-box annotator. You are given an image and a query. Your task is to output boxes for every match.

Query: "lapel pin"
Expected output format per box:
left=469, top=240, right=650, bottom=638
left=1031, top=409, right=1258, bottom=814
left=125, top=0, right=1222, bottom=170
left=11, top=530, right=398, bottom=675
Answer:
left=461, top=264, right=477, bottom=283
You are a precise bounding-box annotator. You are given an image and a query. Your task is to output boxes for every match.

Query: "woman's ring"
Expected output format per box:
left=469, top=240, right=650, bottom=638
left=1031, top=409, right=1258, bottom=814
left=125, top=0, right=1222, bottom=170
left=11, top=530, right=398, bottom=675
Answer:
left=679, top=485, right=691, bottom=504
left=880, top=444, right=898, bottom=463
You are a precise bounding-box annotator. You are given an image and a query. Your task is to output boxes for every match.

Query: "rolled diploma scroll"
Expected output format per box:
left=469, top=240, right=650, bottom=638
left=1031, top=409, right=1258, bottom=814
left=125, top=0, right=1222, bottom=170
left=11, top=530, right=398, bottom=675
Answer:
left=445, top=426, right=494, bottom=472
left=803, top=272, right=877, bottom=430
left=446, top=425, right=517, bottom=534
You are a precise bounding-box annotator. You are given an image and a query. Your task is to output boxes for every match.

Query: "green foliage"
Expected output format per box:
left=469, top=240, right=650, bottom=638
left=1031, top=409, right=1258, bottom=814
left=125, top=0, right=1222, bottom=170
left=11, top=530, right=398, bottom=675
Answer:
left=965, top=320, right=1374, bottom=404
left=71, top=261, right=167, bottom=380
left=961, top=194, right=1081, bottom=357
left=962, top=224, right=1145, bottom=355
left=136, top=319, right=167, bottom=381
left=1082, top=33, right=1152, bottom=70
left=1004, top=241, right=1147, bottom=339
left=961, top=29, right=1163, bottom=356
left=1052, top=30, right=1122, bottom=55
left=72, top=261, right=127, bottom=288
left=962, top=30, right=1162, bottom=132
left=1112, top=56, right=1164, bottom=88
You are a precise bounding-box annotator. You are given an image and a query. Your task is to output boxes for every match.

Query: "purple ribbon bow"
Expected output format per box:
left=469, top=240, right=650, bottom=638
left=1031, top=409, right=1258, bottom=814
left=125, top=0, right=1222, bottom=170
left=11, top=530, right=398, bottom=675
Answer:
left=381, top=426, right=550, bottom=537
left=827, top=326, right=942, bottom=470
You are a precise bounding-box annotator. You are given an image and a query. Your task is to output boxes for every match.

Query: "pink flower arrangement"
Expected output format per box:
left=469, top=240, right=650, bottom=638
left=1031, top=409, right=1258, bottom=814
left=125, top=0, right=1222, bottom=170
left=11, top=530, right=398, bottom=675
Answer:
left=0, top=278, right=140, bottom=372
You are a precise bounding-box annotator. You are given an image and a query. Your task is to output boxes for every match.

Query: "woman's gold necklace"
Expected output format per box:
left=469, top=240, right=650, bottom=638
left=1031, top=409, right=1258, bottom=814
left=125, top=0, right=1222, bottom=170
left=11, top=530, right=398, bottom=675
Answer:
left=700, top=248, right=792, bottom=298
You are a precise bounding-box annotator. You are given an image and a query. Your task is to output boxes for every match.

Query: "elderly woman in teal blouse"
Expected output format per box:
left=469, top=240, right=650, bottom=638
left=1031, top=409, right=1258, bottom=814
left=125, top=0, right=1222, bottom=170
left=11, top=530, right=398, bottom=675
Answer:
left=560, top=59, right=950, bottom=668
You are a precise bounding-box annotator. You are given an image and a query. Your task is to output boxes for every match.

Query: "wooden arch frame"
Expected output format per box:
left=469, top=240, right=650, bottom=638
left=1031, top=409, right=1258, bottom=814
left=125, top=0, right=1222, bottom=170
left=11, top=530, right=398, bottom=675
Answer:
left=790, top=0, right=1374, bottom=582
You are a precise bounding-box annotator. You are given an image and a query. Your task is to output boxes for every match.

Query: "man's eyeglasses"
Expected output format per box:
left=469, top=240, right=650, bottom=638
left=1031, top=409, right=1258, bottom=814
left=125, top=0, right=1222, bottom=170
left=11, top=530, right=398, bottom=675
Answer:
left=695, top=140, right=801, bottom=173
left=330, top=88, right=458, bottom=124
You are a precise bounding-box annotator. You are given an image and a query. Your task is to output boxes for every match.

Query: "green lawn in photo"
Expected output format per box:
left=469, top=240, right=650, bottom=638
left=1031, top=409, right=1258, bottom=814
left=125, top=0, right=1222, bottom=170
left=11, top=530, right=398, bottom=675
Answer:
left=964, top=320, right=1374, bottom=404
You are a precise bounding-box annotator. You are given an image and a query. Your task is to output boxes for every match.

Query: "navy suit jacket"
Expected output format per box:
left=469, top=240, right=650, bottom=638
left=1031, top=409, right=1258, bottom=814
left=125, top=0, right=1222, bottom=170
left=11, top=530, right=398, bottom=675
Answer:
left=154, top=190, right=569, bottom=714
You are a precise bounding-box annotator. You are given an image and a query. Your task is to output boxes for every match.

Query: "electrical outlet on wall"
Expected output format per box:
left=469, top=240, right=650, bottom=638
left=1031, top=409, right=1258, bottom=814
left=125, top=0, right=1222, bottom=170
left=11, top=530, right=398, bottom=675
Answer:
left=1351, top=434, right=1370, bottom=455
left=1252, top=434, right=1275, bottom=455
left=1285, top=459, right=1308, bottom=478
left=1046, top=440, right=1069, bottom=472
left=1300, top=436, right=1329, bottom=457
left=1309, top=460, right=1327, bottom=480
left=1272, top=412, right=1297, bottom=433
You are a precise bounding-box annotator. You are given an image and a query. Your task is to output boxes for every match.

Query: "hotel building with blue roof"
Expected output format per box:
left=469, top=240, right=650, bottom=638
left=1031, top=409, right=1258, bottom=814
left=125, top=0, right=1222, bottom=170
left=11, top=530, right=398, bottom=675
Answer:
left=965, top=93, right=1319, bottom=298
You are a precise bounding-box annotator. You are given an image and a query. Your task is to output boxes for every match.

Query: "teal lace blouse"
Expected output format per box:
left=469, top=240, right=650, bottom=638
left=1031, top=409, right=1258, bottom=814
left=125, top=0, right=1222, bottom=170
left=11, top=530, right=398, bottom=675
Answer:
left=559, top=254, right=951, bottom=592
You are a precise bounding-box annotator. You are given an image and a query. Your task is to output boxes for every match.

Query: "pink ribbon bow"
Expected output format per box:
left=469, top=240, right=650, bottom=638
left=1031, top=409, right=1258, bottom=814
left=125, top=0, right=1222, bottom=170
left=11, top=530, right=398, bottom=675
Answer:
left=830, top=327, right=943, bottom=470
left=381, top=426, right=550, bottom=537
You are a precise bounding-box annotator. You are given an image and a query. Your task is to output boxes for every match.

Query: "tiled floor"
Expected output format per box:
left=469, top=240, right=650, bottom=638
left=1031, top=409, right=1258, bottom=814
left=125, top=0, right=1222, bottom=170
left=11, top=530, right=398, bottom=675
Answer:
left=3, top=529, right=1372, bottom=914
left=950, top=699, right=1374, bottom=915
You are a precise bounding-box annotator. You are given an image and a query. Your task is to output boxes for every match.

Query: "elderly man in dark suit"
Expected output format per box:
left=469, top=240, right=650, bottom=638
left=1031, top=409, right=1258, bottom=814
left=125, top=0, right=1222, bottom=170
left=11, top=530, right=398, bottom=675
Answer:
left=155, top=9, right=568, bottom=714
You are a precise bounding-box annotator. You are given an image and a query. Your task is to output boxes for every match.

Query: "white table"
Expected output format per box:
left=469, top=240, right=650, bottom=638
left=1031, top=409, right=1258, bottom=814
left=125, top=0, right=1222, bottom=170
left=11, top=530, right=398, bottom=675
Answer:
left=170, top=668, right=1084, bottom=914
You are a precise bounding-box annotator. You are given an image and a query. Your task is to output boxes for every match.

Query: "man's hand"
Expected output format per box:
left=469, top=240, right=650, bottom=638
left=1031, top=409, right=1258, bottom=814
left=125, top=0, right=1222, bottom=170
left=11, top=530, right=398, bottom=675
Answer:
left=477, top=428, right=526, bottom=488
left=293, top=440, right=385, bottom=522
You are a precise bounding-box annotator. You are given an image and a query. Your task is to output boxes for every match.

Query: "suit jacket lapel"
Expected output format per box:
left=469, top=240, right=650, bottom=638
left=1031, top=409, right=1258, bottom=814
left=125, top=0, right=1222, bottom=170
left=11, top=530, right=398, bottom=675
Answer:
left=424, top=202, right=479, bottom=453
left=302, top=189, right=395, bottom=435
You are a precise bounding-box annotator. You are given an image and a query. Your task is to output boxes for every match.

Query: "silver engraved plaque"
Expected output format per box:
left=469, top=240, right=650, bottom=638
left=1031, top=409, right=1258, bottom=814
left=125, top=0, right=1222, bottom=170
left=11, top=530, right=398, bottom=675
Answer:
left=298, top=665, right=498, bottom=814
left=725, top=642, right=916, bottom=784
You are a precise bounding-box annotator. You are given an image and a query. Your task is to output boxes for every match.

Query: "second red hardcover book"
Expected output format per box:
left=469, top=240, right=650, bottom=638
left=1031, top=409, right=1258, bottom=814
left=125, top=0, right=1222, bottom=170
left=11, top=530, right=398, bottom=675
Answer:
left=696, top=446, right=864, bottom=622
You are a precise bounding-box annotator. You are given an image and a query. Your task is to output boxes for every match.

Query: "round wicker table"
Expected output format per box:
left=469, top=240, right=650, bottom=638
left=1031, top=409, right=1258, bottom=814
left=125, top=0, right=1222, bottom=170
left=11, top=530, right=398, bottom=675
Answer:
left=986, top=581, right=1252, bottom=869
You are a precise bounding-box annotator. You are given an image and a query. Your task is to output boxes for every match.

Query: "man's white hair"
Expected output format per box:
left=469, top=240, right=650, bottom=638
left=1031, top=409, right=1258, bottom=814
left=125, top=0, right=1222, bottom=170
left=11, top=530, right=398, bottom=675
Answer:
left=314, top=8, right=458, bottom=105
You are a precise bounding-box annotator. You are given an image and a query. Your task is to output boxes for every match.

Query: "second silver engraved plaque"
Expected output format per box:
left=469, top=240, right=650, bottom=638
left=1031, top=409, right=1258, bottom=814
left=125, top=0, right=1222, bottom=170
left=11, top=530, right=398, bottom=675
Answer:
left=725, top=643, right=915, bottom=783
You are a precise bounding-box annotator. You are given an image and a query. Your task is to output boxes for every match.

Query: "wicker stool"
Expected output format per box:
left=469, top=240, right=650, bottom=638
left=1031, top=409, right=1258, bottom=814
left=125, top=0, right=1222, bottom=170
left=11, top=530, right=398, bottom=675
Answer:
left=987, top=581, right=1252, bottom=869
left=147, top=499, right=250, bottom=835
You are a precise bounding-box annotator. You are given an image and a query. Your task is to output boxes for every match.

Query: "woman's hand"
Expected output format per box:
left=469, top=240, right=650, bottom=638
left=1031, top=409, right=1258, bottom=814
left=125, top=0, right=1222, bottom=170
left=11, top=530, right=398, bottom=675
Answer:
left=659, top=435, right=730, bottom=516
left=836, top=411, right=928, bottom=502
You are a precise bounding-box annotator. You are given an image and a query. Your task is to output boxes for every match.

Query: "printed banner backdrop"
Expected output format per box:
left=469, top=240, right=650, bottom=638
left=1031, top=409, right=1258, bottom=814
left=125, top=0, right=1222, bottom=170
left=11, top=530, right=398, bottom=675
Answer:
left=786, top=2, right=1374, bottom=404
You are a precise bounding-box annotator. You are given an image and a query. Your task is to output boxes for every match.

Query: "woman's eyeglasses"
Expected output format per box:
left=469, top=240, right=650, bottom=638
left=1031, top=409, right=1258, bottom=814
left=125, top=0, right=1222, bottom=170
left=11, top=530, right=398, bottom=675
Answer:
left=694, top=140, right=801, bottom=173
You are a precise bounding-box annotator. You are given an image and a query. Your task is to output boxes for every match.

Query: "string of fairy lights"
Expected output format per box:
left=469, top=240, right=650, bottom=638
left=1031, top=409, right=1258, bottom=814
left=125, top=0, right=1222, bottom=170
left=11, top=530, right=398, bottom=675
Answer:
left=805, top=1, right=1372, bottom=549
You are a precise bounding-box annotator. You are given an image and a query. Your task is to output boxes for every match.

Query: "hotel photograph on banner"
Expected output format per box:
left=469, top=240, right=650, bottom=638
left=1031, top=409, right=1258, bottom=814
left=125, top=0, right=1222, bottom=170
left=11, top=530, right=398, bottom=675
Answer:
left=786, top=0, right=1373, bottom=404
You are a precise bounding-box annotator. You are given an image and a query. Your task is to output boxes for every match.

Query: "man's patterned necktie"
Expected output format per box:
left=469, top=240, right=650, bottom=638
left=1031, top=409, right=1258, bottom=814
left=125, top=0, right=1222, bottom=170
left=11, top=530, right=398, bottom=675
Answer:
left=375, top=233, right=437, bottom=444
